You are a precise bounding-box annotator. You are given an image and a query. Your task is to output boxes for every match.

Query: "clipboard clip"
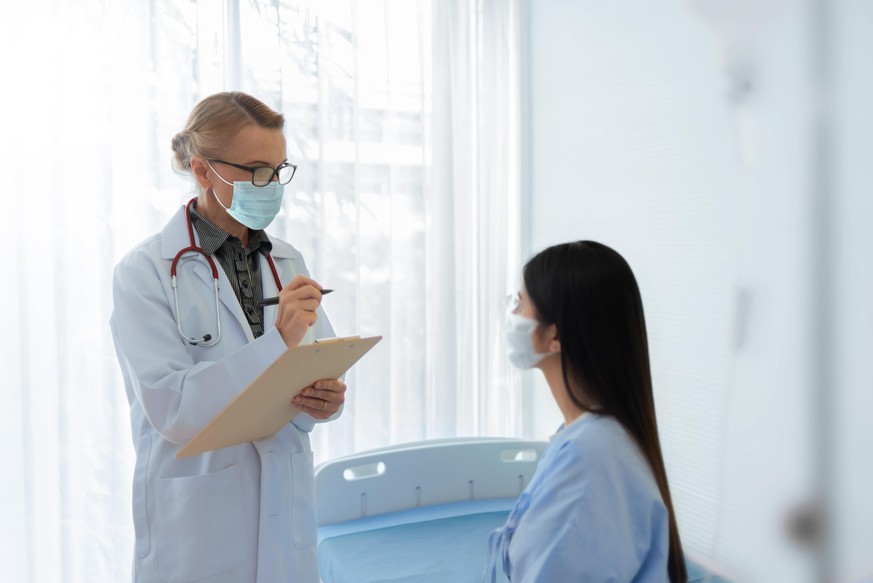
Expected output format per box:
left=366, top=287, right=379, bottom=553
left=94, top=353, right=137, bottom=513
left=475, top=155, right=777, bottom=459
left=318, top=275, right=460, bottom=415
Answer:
left=314, top=335, right=362, bottom=345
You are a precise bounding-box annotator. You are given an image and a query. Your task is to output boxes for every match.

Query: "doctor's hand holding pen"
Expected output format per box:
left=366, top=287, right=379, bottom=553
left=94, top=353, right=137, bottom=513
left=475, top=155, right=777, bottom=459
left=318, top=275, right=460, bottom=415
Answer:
left=273, top=274, right=327, bottom=348
left=274, top=274, right=347, bottom=419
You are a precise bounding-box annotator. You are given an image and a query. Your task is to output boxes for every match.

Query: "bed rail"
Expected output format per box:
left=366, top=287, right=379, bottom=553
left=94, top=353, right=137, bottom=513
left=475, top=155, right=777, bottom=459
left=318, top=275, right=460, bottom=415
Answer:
left=315, top=437, right=548, bottom=526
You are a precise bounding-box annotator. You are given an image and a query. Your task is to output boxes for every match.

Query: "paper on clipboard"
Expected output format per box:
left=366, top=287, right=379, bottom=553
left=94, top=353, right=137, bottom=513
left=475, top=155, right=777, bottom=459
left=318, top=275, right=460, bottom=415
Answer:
left=176, top=335, right=382, bottom=459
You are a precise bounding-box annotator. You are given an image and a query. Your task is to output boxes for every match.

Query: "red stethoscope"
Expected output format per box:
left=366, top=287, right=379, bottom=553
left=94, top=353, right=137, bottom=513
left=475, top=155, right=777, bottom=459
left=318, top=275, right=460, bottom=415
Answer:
left=170, top=198, right=284, bottom=346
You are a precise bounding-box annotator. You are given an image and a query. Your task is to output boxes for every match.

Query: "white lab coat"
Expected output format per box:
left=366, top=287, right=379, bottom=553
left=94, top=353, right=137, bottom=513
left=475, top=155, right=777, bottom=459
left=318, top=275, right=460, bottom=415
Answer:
left=110, top=204, right=336, bottom=583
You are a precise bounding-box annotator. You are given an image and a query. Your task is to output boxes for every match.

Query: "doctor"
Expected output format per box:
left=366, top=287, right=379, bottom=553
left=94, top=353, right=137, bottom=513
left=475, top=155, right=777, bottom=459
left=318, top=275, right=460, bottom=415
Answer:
left=110, top=92, right=344, bottom=583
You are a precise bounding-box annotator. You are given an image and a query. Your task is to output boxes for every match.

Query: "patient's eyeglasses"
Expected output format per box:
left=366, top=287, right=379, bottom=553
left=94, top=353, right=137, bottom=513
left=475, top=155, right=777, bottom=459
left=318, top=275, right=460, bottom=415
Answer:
left=506, top=292, right=521, bottom=314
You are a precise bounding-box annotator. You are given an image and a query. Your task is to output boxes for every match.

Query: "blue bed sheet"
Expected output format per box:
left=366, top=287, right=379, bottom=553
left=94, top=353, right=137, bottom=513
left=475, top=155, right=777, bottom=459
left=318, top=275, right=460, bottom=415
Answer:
left=318, top=500, right=731, bottom=583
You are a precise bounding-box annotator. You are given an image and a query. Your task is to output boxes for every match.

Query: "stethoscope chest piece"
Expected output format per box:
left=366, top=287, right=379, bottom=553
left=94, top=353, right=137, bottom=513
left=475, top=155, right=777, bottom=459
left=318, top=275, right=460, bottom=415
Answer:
left=171, top=222, right=223, bottom=347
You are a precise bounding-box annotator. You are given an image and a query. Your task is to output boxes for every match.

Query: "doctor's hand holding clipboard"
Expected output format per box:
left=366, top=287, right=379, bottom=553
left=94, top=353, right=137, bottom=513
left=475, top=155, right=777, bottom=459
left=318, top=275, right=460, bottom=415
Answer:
left=110, top=92, right=347, bottom=583
left=277, top=275, right=346, bottom=419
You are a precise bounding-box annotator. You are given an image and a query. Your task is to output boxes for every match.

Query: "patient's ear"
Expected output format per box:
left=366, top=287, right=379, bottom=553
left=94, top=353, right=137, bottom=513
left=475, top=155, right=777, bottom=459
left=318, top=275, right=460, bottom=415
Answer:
left=547, top=324, right=561, bottom=353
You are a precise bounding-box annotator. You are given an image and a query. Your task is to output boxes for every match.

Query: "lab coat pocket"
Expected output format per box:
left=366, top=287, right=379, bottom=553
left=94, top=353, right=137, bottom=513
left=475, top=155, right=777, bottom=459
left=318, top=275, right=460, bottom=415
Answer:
left=290, top=451, right=317, bottom=550
left=157, top=464, right=247, bottom=583
left=133, top=435, right=151, bottom=559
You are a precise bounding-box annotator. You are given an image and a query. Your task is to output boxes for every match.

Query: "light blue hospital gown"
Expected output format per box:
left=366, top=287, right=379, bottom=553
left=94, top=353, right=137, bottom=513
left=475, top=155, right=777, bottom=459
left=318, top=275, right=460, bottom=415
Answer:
left=484, top=414, right=671, bottom=582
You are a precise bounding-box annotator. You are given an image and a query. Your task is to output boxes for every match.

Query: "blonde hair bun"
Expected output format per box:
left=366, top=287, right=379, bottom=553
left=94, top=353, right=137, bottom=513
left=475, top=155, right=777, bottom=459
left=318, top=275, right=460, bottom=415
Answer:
left=171, top=92, right=285, bottom=174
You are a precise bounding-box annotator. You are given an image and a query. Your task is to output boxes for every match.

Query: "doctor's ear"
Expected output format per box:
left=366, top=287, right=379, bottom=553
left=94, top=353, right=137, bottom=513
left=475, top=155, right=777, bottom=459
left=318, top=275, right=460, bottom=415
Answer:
left=189, top=157, right=213, bottom=191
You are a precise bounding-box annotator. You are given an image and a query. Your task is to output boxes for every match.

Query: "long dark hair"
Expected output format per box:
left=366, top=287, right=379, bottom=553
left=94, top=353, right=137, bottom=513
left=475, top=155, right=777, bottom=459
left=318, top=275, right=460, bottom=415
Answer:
left=523, top=240, right=687, bottom=583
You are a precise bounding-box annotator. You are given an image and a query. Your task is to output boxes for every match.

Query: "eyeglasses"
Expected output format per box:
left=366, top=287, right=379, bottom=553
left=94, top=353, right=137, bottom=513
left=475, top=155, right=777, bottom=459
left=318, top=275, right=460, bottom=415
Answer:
left=209, top=159, right=298, bottom=187
left=506, top=291, right=521, bottom=314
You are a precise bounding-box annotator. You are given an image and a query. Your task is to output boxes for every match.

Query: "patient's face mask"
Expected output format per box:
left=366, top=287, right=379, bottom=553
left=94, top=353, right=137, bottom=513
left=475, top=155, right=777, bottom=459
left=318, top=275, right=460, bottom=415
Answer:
left=207, top=161, right=284, bottom=230
left=504, top=312, right=552, bottom=369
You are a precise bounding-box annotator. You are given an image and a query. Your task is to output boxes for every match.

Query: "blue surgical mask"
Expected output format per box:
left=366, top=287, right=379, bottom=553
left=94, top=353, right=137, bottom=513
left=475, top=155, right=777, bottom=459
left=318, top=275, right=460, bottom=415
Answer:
left=207, top=161, right=284, bottom=230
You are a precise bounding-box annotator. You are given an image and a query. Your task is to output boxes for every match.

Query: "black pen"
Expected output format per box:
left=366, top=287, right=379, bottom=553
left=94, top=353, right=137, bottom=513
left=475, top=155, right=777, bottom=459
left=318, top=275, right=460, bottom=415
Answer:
left=258, top=289, right=333, bottom=307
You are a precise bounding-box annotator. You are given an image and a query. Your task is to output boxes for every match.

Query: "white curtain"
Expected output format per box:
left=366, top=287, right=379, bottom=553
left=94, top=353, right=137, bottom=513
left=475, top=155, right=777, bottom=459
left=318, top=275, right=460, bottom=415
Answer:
left=0, top=0, right=522, bottom=581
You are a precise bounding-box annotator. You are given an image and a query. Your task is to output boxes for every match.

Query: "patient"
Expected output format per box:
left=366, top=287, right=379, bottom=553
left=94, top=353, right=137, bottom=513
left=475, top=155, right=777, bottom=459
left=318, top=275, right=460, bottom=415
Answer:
left=485, top=241, right=687, bottom=582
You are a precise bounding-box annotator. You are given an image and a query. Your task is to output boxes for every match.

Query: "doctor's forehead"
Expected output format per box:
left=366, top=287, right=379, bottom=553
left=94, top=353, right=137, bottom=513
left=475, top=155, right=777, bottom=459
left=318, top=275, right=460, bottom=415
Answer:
left=223, top=125, right=287, bottom=164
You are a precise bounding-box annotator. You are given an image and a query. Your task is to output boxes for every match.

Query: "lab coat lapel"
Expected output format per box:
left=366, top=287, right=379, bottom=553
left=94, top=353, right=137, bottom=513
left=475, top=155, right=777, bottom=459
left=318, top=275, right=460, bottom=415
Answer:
left=260, top=235, right=299, bottom=334
left=259, top=251, right=281, bottom=333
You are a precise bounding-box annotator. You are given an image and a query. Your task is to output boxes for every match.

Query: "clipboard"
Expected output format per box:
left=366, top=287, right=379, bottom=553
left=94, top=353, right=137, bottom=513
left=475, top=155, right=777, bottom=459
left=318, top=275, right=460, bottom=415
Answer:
left=176, top=335, right=382, bottom=459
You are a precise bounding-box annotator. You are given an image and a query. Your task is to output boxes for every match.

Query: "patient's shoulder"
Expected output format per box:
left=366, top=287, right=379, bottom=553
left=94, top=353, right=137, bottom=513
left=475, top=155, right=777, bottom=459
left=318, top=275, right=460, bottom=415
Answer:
left=551, top=414, right=655, bottom=486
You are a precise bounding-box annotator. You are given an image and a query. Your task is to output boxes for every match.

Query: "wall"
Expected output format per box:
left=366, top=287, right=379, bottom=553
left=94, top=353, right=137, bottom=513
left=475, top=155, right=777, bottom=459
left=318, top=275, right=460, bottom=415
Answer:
left=523, top=0, right=872, bottom=580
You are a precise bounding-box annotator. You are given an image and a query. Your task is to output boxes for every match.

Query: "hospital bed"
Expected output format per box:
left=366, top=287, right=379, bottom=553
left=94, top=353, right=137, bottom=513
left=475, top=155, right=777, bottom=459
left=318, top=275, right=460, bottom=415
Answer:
left=315, top=438, right=731, bottom=582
